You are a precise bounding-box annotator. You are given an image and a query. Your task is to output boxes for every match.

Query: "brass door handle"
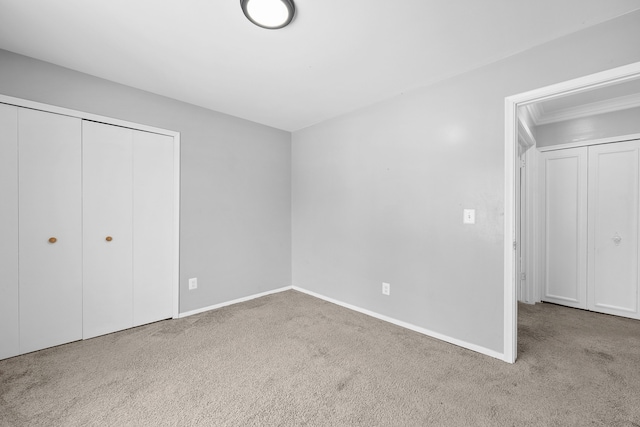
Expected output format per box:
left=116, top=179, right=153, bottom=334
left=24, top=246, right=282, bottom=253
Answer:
left=48, top=237, right=57, bottom=244
left=106, top=236, right=113, bottom=242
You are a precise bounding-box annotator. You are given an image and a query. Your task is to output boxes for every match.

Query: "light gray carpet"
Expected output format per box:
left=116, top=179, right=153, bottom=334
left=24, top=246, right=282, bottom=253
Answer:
left=1, top=290, right=639, bottom=426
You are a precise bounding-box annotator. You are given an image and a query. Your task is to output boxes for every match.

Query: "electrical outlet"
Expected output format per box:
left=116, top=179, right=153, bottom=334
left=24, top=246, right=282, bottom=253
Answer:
left=188, top=277, right=198, bottom=290
left=382, top=282, right=390, bottom=295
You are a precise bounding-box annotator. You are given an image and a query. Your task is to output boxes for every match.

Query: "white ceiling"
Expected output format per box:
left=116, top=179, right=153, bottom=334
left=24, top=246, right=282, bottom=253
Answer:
left=0, top=0, right=639, bottom=131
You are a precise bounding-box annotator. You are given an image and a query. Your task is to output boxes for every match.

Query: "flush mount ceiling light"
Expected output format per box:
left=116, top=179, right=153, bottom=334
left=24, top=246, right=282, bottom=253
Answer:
left=240, top=0, right=295, bottom=29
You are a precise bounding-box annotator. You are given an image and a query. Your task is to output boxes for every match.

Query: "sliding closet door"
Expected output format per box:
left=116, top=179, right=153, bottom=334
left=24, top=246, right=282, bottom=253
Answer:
left=540, top=147, right=588, bottom=309
left=0, top=104, right=19, bottom=359
left=83, top=121, right=134, bottom=339
left=587, top=140, right=640, bottom=319
left=19, top=108, right=83, bottom=353
left=133, top=130, right=174, bottom=326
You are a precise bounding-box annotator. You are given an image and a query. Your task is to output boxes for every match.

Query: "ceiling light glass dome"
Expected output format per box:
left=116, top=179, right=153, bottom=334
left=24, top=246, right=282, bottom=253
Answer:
left=240, top=0, right=295, bottom=29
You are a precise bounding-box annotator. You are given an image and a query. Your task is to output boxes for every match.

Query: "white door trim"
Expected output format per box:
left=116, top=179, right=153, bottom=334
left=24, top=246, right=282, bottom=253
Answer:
left=503, top=61, right=640, bottom=364
left=523, top=146, right=539, bottom=305
left=0, top=94, right=181, bottom=320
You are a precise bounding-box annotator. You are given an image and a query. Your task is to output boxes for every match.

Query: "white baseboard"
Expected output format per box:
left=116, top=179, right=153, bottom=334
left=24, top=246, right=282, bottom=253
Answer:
left=178, top=285, right=293, bottom=318
left=176, top=284, right=505, bottom=362
left=292, top=286, right=505, bottom=361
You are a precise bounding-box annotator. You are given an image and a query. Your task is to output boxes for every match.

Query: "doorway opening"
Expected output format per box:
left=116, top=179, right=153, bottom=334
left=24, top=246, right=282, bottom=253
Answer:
left=504, top=61, right=640, bottom=363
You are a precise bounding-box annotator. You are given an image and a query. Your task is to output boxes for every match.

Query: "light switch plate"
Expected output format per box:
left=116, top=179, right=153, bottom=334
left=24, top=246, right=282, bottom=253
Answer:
left=463, top=209, right=475, bottom=224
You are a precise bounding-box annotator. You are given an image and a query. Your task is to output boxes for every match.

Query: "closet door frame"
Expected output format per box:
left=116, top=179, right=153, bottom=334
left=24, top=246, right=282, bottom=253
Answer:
left=537, top=135, right=640, bottom=309
left=0, top=94, right=181, bottom=320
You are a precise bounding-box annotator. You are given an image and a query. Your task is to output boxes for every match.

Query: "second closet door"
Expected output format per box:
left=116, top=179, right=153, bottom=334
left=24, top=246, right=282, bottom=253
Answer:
left=83, top=121, right=134, bottom=339
left=587, top=140, right=640, bottom=319
left=133, top=130, right=174, bottom=326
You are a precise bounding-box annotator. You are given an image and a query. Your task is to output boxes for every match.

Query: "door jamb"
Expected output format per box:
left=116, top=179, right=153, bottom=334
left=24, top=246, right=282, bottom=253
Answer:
left=503, top=61, right=640, bottom=364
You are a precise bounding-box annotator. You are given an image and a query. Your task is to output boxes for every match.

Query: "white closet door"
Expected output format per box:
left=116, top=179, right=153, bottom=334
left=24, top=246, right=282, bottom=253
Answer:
left=18, top=108, right=83, bottom=353
left=133, top=130, right=174, bottom=326
left=83, top=121, right=134, bottom=339
left=0, top=104, right=19, bottom=359
left=587, top=141, right=640, bottom=319
left=541, top=147, right=588, bottom=309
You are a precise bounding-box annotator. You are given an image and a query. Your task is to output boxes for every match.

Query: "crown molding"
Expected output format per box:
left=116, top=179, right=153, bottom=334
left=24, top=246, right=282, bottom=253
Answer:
left=525, top=103, right=543, bottom=125
left=518, top=116, right=536, bottom=148
left=532, top=92, right=640, bottom=126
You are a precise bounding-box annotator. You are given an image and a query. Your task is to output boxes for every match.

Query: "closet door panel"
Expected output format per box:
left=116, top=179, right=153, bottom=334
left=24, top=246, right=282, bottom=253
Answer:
left=133, top=131, right=174, bottom=326
left=541, top=148, right=588, bottom=309
left=18, top=108, right=83, bottom=353
left=588, top=141, right=640, bottom=319
left=83, top=121, right=133, bottom=339
left=0, top=104, right=19, bottom=359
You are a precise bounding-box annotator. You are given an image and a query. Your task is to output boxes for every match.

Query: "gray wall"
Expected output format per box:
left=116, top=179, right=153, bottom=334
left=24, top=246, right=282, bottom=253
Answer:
left=292, top=11, right=640, bottom=354
left=0, top=49, right=292, bottom=314
left=536, top=106, right=640, bottom=147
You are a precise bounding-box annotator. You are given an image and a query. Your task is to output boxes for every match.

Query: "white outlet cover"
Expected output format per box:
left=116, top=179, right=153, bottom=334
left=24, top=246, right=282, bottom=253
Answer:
left=188, top=277, right=197, bottom=290
left=382, top=282, right=390, bottom=295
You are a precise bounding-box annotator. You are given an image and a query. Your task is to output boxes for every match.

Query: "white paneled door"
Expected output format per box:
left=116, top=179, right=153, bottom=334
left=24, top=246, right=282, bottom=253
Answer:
left=133, top=130, right=174, bottom=327
left=541, top=147, right=588, bottom=309
left=588, top=141, right=640, bottom=319
left=541, top=140, right=640, bottom=320
left=0, top=104, right=19, bottom=359
left=18, top=108, right=83, bottom=353
left=82, top=121, right=134, bottom=339
left=83, top=121, right=175, bottom=338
